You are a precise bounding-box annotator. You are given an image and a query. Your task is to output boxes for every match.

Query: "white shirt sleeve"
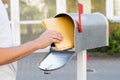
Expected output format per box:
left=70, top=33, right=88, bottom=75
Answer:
left=0, top=0, right=14, bottom=48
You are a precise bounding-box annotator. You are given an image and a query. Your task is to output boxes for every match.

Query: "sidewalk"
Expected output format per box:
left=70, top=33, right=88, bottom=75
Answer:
left=87, top=52, right=120, bottom=80
left=16, top=52, right=120, bottom=80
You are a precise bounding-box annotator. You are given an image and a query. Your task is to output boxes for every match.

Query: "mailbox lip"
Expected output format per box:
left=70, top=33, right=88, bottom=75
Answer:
left=54, top=13, right=71, bottom=18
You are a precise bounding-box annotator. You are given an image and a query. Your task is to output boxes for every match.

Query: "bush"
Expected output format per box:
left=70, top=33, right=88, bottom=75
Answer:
left=106, top=27, right=120, bottom=55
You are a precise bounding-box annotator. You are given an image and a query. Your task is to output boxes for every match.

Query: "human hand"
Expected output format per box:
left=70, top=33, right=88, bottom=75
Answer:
left=34, top=30, right=63, bottom=49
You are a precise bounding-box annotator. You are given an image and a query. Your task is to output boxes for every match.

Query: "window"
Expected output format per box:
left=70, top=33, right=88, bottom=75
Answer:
left=106, top=0, right=120, bottom=22
left=20, top=0, right=56, bottom=20
left=9, top=0, right=65, bottom=52
left=19, top=0, right=56, bottom=46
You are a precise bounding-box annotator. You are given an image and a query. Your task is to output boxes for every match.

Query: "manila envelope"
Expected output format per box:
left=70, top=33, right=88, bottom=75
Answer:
left=41, top=17, right=74, bottom=51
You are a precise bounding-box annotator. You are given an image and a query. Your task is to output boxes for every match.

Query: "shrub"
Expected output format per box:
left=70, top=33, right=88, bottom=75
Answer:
left=106, top=27, right=120, bottom=55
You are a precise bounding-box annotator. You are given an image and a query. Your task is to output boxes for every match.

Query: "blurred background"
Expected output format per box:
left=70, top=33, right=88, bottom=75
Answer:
left=2, top=0, right=120, bottom=80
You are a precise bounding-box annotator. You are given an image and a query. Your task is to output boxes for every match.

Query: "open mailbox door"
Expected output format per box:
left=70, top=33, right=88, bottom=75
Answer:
left=38, top=13, right=109, bottom=72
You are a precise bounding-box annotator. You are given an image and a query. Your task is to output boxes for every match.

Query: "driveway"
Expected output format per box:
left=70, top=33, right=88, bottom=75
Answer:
left=16, top=52, right=120, bottom=80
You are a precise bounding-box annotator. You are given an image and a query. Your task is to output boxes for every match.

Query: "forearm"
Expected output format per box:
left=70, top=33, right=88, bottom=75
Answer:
left=0, top=30, right=63, bottom=65
left=0, top=40, right=39, bottom=65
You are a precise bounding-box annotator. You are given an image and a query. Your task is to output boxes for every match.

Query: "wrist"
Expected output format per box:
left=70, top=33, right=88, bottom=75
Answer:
left=32, top=39, right=43, bottom=49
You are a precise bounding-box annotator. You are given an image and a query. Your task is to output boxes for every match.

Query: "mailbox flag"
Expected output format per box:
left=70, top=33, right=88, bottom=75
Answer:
left=78, top=3, right=83, bottom=32
left=41, top=17, right=74, bottom=51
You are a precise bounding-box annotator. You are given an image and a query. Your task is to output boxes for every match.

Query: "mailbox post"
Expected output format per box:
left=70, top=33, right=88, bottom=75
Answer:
left=77, top=50, right=87, bottom=80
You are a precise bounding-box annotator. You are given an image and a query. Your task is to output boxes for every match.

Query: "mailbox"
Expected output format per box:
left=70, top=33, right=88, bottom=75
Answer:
left=57, top=13, right=109, bottom=53
left=38, top=13, right=108, bottom=72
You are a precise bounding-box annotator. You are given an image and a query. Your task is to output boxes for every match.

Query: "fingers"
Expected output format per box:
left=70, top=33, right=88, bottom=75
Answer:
left=43, top=30, right=63, bottom=43
left=52, top=31, right=63, bottom=42
left=40, top=30, right=63, bottom=43
left=35, top=30, right=63, bottom=49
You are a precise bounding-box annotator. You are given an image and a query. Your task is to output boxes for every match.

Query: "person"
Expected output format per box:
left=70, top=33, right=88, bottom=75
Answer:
left=0, top=0, right=63, bottom=80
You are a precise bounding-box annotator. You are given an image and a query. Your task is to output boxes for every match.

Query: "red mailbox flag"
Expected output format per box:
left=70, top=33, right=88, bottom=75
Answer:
left=78, top=3, right=83, bottom=32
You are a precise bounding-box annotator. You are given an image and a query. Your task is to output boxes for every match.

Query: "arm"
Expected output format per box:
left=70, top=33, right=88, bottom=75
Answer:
left=0, top=30, right=63, bottom=65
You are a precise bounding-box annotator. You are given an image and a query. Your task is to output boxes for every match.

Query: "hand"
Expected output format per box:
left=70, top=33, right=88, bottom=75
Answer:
left=34, top=30, right=63, bottom=49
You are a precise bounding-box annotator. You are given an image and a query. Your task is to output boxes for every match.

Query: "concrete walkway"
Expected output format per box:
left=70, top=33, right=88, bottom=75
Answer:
left=87, top=52, right=120, bottom=80
left=16, top=52, right=120, bottom=80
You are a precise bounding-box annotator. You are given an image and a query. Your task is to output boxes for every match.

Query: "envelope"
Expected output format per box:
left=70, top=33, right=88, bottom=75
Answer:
left=41, top=17, right=74, bottom=51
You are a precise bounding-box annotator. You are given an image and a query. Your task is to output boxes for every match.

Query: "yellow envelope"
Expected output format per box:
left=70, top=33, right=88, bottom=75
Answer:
left=41, top=16, right=74, bottom=51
